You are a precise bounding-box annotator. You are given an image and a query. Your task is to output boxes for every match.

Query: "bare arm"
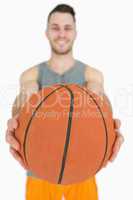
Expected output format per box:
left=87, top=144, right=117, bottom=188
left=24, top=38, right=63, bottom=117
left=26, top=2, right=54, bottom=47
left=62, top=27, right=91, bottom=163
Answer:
left=85, top=65, right=113, bottom=112
left=85, top=65, right=124, bottom=165
left=6, top=65, right=39, bottom=169
left=12, top=66, right=39, bottom=116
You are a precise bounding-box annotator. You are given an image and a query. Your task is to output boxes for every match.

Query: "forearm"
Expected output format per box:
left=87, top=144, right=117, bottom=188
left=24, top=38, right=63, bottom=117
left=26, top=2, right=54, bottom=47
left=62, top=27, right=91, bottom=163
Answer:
left=12, top=93, right=27, bottom=117
left=12, top=81, right=39, bottom=117
left=12, top=95, right=21, bottom=117
left=103, top=94, right=113, bottom=113
left=86, top=83, right=113, bottom=113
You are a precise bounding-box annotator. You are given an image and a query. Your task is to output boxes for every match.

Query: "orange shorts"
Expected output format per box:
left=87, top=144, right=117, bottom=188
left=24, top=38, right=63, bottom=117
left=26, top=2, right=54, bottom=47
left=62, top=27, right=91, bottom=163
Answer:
left=26, top=176, right=98, bottom=200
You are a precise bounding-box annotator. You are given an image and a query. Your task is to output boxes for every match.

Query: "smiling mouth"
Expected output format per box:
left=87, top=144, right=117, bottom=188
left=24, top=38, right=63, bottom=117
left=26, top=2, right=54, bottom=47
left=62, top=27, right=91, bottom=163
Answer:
left=55, top=42, right=67, bottom=48
left=57, top=40, right=66, bottom=44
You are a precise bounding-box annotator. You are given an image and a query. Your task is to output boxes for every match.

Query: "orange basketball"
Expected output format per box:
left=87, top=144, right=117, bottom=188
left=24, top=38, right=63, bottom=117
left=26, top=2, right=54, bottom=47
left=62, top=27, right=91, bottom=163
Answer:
left=15, top=83, right=116, bottom=185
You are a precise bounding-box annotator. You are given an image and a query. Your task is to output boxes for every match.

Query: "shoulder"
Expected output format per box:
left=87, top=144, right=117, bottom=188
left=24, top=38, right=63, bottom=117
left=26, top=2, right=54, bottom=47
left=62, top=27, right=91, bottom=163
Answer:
left=84, top=64, right=104, bottom=84
left=19, top=65, right=39, bottom=84
left=19, top=65, right=40, bottom=93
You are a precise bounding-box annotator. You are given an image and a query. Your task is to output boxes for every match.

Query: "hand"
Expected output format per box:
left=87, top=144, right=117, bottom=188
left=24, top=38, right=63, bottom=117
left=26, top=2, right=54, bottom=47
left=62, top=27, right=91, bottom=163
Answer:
left=103, top=118, right=124, bottom=167
left=109, top=118, right=124, bottom=161
left=5, top=114, right=27, bottom=169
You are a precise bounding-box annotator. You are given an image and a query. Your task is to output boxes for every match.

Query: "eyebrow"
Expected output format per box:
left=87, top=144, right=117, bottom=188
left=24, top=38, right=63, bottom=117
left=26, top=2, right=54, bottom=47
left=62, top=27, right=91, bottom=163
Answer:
left=51, top=23, right=72, bottom=27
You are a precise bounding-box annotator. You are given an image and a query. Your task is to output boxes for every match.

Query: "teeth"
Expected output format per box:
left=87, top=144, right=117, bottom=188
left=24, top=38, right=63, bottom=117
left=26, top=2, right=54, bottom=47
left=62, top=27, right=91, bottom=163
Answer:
left=58, top=41, right=65, bottom=44
left=55, top=40, right=67, bottom=47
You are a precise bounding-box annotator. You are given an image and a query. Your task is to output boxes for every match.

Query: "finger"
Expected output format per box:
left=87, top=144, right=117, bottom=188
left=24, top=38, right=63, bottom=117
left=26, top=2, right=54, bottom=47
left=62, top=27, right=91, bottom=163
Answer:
left=115, top=133, right=125, bottom=144
left=7, top=117, right=19, bottom=131
left=109, top=150, right=119, bottom=162
left=10, top=147, right=27, bottom=169
left=14, top=113, right=19, bottom=119
left=8, top=118, right=18, bottom=130
left=6, top=132, right=20, bottom=151
left=109, top=136, right=122, bottom=162
left=109, top=147, right=120, bottom=161
left=118, top=134, right=125, bottom=144
left=6, top=129, right=15, bottom=138
left=103, top=161, right=109, bottom=168
left=113, top=118, right=121, bottom=129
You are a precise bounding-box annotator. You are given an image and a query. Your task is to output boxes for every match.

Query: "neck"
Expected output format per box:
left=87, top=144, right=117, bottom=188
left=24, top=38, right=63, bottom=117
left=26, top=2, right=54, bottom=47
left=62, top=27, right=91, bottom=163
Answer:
left=47, top=51, right=75, bottom=73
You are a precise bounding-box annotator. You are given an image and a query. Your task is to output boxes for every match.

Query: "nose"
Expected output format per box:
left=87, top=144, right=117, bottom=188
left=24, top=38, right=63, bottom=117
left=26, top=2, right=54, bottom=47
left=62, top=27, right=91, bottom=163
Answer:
left=58, top=29, right=66, bottom=38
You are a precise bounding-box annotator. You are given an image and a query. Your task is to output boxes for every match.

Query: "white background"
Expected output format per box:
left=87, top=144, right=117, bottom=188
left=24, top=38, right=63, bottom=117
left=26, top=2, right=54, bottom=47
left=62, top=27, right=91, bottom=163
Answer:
left=0, top=0, right=132, bottom=199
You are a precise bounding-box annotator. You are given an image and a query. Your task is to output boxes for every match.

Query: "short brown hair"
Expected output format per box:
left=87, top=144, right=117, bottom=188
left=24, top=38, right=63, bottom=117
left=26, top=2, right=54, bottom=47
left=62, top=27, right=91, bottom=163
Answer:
left=48, top=4, right=76, bottom=22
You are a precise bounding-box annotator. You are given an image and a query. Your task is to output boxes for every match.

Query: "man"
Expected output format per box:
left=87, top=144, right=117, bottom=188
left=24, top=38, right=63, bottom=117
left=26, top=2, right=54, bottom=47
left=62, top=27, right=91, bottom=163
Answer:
left=6, top=4, right=124, bottom=200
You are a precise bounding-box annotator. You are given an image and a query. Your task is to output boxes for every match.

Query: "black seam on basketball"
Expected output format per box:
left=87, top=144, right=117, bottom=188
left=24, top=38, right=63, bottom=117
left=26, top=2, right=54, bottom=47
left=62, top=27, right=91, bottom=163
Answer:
left=57, top=85, right=74, bottom=184
left=76, top=85, right=108, bottom=174
left=23, top=85, right=64, bottom=167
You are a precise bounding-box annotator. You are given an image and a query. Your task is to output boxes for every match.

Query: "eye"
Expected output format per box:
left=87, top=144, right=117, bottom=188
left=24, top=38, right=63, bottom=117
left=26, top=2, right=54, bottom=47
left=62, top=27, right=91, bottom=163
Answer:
left=65, top=27, right=72, bottom=31
left=51, top=27, right=59, bottom=31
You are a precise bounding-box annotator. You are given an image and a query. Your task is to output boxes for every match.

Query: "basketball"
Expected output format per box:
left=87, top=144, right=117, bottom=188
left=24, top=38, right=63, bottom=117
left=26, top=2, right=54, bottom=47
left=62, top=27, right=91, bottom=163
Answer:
left=15, top=83, right=116, bottom=185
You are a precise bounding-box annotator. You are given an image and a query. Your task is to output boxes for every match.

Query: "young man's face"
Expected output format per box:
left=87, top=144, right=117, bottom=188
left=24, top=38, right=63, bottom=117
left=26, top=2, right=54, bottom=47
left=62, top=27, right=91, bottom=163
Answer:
left=46, top=12, right=77, bottom=55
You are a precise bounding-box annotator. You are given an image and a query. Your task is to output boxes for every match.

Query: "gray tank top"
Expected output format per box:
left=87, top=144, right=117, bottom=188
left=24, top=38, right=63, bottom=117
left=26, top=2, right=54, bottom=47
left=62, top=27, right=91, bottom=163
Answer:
left=27, top=59, right=87, bottom=177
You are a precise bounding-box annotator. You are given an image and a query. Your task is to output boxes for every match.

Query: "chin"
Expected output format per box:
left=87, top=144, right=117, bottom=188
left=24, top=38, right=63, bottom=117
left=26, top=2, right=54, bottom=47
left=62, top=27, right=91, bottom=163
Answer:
left=52, top=46, right=72, bottom=55
left=56, top=51, right=70, bottom=55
